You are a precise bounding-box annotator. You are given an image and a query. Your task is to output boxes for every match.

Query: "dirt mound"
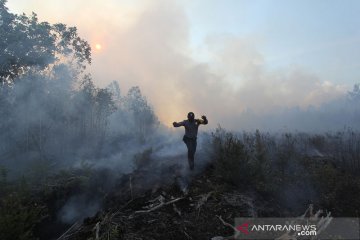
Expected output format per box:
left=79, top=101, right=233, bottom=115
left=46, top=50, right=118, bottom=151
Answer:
left=56, top=166, right=270, bottom=240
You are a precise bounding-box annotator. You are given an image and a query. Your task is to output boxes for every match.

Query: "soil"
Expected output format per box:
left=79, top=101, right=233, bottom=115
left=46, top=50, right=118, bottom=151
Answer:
left=52, top=164, right=281, bottom=240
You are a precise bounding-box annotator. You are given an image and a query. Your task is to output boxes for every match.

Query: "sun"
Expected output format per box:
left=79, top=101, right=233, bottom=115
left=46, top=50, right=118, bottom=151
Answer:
left=95, top=43, right=102, bottom=51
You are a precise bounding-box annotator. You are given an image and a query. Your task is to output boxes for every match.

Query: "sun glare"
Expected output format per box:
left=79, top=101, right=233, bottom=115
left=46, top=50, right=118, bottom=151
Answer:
left=95, top=43, right=102, bottom=50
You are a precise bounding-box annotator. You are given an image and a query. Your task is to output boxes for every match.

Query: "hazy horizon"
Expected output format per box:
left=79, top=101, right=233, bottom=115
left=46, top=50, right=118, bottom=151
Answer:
left=6, top=0, right=360, bottom=130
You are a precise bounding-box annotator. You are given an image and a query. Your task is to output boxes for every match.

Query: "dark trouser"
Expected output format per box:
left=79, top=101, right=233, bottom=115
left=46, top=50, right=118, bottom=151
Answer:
left=183, top=136, right=197, bottom=170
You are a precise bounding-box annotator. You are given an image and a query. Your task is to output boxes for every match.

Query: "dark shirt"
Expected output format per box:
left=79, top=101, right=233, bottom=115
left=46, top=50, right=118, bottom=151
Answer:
left=174, top=118, right=208, bottom=139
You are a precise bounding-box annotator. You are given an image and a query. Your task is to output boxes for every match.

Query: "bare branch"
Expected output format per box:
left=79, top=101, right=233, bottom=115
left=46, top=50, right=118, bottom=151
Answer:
left=135, top=197, right=184, bottom=214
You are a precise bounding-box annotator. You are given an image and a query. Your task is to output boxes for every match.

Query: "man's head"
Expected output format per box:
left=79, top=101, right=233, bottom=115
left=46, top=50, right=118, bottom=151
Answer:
left=187, top=112, right=195, bottom=122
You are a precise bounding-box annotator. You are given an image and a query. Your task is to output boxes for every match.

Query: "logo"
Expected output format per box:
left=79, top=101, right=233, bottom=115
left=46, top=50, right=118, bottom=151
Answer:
left=234, top=219, right=321, bottom=239
left=233, top=218, right=360, bottom=239
left=236, top=222, right=250, bottom=235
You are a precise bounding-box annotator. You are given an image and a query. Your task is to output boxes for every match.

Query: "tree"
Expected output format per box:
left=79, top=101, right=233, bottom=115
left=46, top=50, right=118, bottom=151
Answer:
left=107, top=81, right=121, bottom=103
left=348, top=84, right=360, bottom=101
left=0, top=1, right=93, bottom=167
left=123, top=86, right=159, bottom=140
left=0, top=0, right=91, bottom=83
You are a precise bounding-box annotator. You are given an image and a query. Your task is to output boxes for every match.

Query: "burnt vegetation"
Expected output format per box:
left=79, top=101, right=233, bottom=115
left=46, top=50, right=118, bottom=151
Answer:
left=1, top=1, right=360, bottom=239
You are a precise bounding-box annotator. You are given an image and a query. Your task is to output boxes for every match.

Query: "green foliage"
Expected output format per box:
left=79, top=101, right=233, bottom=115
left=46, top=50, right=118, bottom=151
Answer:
left=0, top=188, right=47, bottom=240
left=211, top=127, right=274, bottom=193
left=0, top=1, right=160, bottom=174
left=212, top=127, right=251, bottom=186
left=210, top=126, right=360, bottom=215
left=72, top=75, right=117, bottom=143
left=96, top=88, right=116, bottom=117
left=309, top=163, right=360, bottom=216
left=0, top=0, right=91, bottom=82
left=0, top=2, right=164, bottom=239
left=123, top=86, right=159, bottom=140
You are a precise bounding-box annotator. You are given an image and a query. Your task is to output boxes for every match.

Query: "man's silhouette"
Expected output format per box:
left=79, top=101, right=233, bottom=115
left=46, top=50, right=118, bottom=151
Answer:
left=173, top=112, right=208, bottom=170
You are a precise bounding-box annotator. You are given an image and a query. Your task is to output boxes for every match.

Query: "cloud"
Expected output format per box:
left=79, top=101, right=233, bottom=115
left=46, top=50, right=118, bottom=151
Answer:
left=90, top=1, right=347, bottom=129
left=7, top=0, right=349, bottom=130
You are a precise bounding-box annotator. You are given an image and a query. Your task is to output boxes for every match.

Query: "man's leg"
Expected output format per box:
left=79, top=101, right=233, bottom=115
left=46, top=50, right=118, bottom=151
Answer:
left=183, top=137, right=197, bottom=170
left=188, top=139, right=197, bottom=170
left=183, top=138, right=190, bottom=169
left=184, top=139, right=193, bottom=170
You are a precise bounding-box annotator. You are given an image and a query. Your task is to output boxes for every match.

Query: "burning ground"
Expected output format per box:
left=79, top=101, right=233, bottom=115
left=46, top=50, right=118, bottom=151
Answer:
left=2, top=128, right=360, bottom=240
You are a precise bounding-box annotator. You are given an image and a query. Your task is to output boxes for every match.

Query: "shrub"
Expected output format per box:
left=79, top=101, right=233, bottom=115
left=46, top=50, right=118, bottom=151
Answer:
left=211, top=127, right=272, bottom=192
left=209, top=127, right=360, bottom=216
left=0, top=190, right=47, bottom=240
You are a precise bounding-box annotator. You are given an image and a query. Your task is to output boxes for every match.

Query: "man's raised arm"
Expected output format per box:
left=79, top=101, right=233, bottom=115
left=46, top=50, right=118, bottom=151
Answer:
left=197, top=115, right=208, bottom=125
left=173, top=121, right=185, bottom=127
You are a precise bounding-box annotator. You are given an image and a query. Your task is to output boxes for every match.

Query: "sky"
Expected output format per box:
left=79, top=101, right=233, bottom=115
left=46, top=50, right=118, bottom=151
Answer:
left=5, top=0, right=360, bottom=129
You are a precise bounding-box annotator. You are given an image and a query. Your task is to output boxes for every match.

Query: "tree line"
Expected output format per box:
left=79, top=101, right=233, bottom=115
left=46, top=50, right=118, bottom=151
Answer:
left=0, top=0, right=159, bottom=178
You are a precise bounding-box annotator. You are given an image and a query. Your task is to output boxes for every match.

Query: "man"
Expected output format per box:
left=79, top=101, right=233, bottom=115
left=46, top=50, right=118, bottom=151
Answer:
left=173, top=112, right=208, bottom=170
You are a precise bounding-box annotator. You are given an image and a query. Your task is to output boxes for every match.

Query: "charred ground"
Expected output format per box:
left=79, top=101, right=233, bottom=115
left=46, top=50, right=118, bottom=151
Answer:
left=2, top=128, right=360, bottom=240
